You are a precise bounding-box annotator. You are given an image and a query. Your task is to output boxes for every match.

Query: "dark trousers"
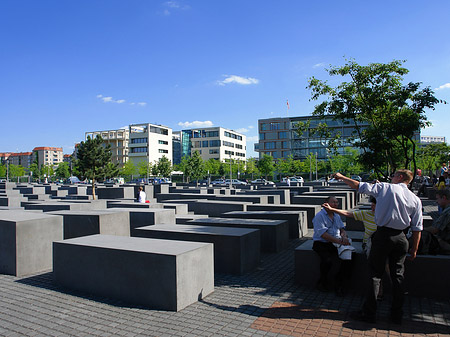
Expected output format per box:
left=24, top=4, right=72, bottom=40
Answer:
left=313, top=241, right=352, bottom=289
left=363, top=227, right=408, bottom=319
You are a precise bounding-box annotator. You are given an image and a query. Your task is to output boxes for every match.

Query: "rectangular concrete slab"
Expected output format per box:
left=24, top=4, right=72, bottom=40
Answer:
left=187, top=217, right=289, bottom=253
left=53, top=234, right=214, bottom=311
left=0, top=210, right=63, bottom=276
left=133, top=224, right=260, bottom=275
left=47, top=210, right=130, bottom=239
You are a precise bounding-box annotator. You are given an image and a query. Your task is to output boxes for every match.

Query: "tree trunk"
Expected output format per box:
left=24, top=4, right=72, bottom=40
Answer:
left=92, top=180, right=96, bottom=200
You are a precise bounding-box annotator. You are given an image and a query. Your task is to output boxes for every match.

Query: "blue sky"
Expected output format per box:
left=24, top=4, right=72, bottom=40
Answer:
left=1, top=0, right=449, bottom=158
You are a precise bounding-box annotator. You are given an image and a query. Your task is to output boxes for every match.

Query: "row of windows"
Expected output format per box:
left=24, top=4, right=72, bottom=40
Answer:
left=158, top=140, right=168, bottom=145
left=192, top=140, right=221, bottom=148
left=209, top=149, right=219, bottom=154
left=159, top=149, right=168, bottom=153
left=235, top=144, right=243, bottom=149
left=131, top=138, right=147, bottom=144
left=191, top=130, right=220, bottom=138
left=263, top=141, right=289, bottom=150
left=150, top=126, right=169, bottom=135
left=224, top=131, right=243, bottom=141
left=130, top=147, right=147, bottom=153
left=225, top=150, right=246, bottom=157
left=223, top=141, right=234, bottom=148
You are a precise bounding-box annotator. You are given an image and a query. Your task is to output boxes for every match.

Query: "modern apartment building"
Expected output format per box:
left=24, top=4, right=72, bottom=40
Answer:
left=32, top=147, right=64, bottom=167
left=179, top=127, right=246, bottom=163
left=128, top=123, right=173, bottom=166
left=0, top=153, right=11, bottom=165
left=85, top=128, right=129, bottom=168
left=8, top=152, right=34, bottom=168
left=420, top=135, right=446, bottom=144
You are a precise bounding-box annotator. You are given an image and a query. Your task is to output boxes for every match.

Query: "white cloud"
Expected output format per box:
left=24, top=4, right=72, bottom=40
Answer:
left=235, top=128, right=249, bottom=134
left=160, top=1, right=189, bottom=15
left=313, top=62, right=326, bottom=68
left=178, top=120, right=214, bottom=128
left=218, top=75, right=259, bottom=86
left=96, top=94, right=148, bottom=106
left=435, top=83, right=450, bottom=91
left=248, top=125, right=254, bottom=129
left=246, top=136, right=258, bottom=142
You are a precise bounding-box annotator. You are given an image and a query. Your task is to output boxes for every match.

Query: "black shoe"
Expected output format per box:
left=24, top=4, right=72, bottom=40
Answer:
left=350, top=310, right=376, bottom=323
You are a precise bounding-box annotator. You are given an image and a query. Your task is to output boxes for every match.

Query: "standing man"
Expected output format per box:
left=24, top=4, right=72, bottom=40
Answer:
left=137, top=186, right=146, bottom=203
left=334, top=171, right=422, bottom=324
left=312, top=196, right=353, bottom=296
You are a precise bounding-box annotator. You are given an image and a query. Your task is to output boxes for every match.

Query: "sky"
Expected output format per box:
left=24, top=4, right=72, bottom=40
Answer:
left=1, top=0, right=449, bottom=158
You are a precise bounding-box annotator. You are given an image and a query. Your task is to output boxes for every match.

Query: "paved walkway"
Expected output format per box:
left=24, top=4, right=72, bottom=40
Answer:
left=0, top=198, right=447, bottom=336
left=1, top=234, right=449, bottom=337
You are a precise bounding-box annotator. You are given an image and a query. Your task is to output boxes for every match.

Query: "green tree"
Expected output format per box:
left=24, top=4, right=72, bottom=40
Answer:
left=55, top=162, right=70, bottom=180
left=416, top=143, right=450, bottom=176
left=28, top=163, right=41, bottom=182
left=122, top=160, right=138, bottom=181
left=9, top=164, right=25, bottom=181
left=188, top=151, right=205, bottom=186
left=0, top=164, right=6, bottom=178
left=103, top=162, right=120, bottom=181
left=245, top=158, right=259, bottom=179
left=136, top=161, right=151, bottom=179
left=41, top=164, right=54, bottom=182
left=257, top=154, right=275, bottom=180
left=75, top=135, right=114, bottom=199
left=156, top=156, right=172, bottom=178
left=306, top=59, right=445, bottom=179
left=178, top=156, right=192, bottom=182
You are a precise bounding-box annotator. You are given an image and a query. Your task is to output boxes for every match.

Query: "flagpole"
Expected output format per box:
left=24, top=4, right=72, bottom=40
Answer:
left=286, top=99, right=289, bottom=117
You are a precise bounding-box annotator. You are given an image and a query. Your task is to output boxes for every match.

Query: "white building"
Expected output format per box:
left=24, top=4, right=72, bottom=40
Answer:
left=179, top=127, right=246, bottom=163
left=85, top=128, right=129, bottom=168
left=128, top=123, right=173, bottom=166
left=420, top=135, right=446, bottom=144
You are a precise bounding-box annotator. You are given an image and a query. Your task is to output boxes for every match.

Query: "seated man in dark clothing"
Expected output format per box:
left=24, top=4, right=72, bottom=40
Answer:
left=424, top=189, right=450, bottom=254
left=312, top=196, right=354, bottom=296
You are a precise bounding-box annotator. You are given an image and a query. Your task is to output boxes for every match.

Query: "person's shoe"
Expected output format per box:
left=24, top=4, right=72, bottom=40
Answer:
left=350, top=310, right=376, bottom=323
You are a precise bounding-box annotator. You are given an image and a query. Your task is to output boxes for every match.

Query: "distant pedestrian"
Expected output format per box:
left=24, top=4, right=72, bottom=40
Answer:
left=137, top=186, right=146, bottom=203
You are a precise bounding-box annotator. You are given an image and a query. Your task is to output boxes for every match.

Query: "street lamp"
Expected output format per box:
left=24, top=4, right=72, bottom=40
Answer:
left=229, top=153, right=232, bottom=189
left=6, top=159, right=9, bottom=182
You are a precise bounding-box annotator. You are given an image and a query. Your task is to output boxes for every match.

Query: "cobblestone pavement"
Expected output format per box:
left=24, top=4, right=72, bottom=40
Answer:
left=0, top=199, right=447, bottom=337
left=1, top=236, right=449, bottom=336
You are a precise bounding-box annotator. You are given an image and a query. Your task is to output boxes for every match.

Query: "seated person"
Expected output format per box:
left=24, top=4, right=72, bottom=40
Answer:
left=312, top=196, right=354, bottom=296
left=137, top=186, right=146, bottom=203
left=323, top=196, right=377, bottom=257
left=423, top=189, right=450, bottom=254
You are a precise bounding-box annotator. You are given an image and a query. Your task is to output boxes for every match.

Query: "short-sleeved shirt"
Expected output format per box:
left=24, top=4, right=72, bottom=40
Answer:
left=313, top=208, right=345, bottom=242
left=359, top=182, right=423, bottom=231
left=353, top=210, right=377, bottom=244
left=432, top=206, right=450, bottom=243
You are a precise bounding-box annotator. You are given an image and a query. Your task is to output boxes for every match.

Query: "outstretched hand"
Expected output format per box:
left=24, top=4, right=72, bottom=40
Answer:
left=333, top=172, right=344, bottom=180
left=322, top=202, right=332, bottom=211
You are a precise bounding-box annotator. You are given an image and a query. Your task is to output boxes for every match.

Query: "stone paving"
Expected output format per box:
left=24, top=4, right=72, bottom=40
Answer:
left=0, top=197, right=448, bottom=336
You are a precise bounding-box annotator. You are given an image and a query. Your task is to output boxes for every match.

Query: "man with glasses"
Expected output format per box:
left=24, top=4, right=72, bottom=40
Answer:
left=334, top=170, right=422, bottom=324
left=312, top=196, right=353, bottom=296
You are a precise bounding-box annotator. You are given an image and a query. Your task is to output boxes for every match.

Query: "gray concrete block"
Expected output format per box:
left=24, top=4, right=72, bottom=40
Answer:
left=0, top=210, right=63, bottom=276
left=109, top=207, right=176, bottom=229
left=292, top=195, right=346, bottom=209
left=176, top=214, right=209, bottom=224
left=47, top=210, right=130, bottom=239
left=134, top=224, right=260, bottom=275
left=221, top=210, right=308, bottom=239
left=53, top=234, right=214, bottom=311
left=187, top=217, right=289, bottom=253
left=190, top=200, right=251, bottom=217
left=96, top=186, right=136, bottom=199
left=246, top=204, right=321, bottom=229
left=24, top=201, right=98, bottom=212
left=0, top=196, right=26, bottom=207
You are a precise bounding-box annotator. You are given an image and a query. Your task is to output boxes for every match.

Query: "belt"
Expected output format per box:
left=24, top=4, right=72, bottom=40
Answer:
left=378, top=226, right=405, bottom=235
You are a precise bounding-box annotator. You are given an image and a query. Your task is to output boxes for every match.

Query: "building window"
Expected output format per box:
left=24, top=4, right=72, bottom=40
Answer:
left=158, top=149, right=169, bottom=153
left=202, top=140, right=209, bottom=147
left=278, top=131, right=288, bottom=139
left=209, top=149, right=219, bottom=154
left=225, top=150, right=235, bottom=155
left=130, top=147, right=147, bottom=153
left=270, top=122, right=280, bottom=130
left=281, top=141, right=288, bottom=149
left=158, top=140, right=168, bottom=145
left=223, top=141, right=234, bottom=148
left=131, top=138, right=148, bottom=144
left=260, top=123, right=267, bottom=131
left=235, top=144, right=243, bottom=149
left=259, top=133, right=265, bottom=140
left=265, top=142, right=276, bottom=150
left=209, top=140, right=220, bottom=147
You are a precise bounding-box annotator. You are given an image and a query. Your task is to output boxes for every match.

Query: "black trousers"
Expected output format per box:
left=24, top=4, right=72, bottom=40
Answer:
left=363, top=227, right=408, bottom=318
left=312, top=241, right=352, bottom=289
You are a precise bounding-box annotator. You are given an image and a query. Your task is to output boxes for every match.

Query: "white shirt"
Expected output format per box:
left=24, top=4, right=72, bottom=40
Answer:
left=359, top=182, right=423, bottom=231
left=138, top=190, right=146, bottom=203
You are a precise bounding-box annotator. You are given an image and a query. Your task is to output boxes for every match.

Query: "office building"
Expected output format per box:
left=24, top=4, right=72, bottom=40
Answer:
left=8, top=152, right=34, bottom=168
left=179, top=127, right=246, bottom=163
left=85, top=128, right=129, bottom=168
left=128, top=123, right=173, bottom=166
